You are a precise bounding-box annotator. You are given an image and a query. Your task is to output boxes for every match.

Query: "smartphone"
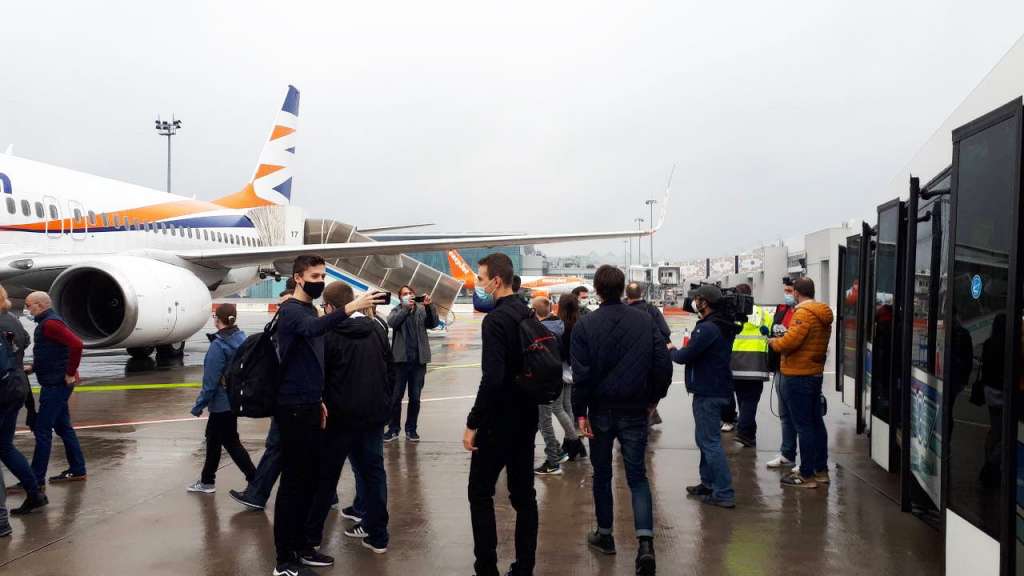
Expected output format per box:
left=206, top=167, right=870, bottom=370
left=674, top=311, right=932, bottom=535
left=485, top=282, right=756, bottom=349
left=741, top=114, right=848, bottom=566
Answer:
left=378, top=291, right=392, bottom=305
left=414, top=295, right=426, bottom=303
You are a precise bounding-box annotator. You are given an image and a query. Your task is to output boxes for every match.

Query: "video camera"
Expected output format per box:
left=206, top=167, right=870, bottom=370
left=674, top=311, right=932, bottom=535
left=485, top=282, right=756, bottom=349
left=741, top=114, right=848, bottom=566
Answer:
left=682, top=282, right=754, bottom=324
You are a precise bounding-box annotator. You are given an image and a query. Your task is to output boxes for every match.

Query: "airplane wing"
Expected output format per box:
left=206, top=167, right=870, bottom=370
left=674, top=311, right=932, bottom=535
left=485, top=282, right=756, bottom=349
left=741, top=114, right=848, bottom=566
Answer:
left=178, top=227, right=659, bottom=269
left=356, top=223, right=435, bottom=233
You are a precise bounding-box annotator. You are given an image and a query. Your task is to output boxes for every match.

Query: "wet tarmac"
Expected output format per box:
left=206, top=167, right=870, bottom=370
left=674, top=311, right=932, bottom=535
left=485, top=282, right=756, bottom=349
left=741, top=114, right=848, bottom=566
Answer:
left=1, top=308, right=941, bottom=575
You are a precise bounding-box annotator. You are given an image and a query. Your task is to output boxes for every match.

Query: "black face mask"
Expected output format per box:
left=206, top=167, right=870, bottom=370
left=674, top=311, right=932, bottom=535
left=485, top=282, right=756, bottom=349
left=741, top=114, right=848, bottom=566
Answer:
left=302, top=281, right=326, bottom=300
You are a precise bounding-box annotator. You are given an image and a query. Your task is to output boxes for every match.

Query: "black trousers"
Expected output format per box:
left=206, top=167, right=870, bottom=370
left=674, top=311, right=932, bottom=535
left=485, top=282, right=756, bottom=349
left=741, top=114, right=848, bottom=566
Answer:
left=468, top=428, right=538, bottom=576
left=273, top=404, right=322, bottom=564
left=201, top=411, right=256, bottom=485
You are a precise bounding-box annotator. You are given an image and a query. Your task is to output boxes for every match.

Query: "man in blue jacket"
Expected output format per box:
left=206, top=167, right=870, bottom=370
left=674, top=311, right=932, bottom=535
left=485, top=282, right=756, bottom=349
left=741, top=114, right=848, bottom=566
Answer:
left=672, top=285, right=739, bottom=508
left=572, top=265, right=673, bottom=576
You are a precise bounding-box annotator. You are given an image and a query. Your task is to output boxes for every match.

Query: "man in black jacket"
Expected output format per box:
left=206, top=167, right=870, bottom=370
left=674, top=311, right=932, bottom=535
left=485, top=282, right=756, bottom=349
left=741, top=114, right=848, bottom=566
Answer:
left=272, top=255, right=384, bottom=576
left=572, top=266, right=673, bottom=576
left=463, top=253, right=538, bottom=576
left=626, top=281, right=673, bottom=428
left=306, top=282, right=395, bottom=556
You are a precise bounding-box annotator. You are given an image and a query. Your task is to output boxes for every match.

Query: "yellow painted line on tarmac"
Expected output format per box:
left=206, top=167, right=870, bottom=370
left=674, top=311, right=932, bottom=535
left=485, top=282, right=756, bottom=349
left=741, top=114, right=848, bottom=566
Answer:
left=31, top=383, right=200, bottom=392
left=428, top=362, right=481, bottom=371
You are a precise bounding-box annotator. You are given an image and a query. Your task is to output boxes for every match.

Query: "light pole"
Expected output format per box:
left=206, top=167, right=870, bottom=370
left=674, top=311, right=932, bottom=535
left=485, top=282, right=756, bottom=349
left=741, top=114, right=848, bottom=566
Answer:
left=645, top=199, right=657, bottom=267
left=623, top=240, right=629, bottom=270
left=154, top=116, right=182, bottom=193
left=633, top=217, right=645, bottom=281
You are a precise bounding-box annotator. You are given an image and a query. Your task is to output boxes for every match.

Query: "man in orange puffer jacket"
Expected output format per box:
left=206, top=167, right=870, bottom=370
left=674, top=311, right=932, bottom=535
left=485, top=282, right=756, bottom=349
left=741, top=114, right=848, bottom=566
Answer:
left=768, top=277, right=834, bottom=489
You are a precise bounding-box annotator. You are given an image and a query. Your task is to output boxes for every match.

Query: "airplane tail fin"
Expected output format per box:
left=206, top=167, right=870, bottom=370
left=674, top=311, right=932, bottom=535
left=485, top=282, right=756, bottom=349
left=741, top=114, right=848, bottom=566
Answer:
left=213, top=85, right=300, bottom=209
left=447, top=249, right=476, bottom=290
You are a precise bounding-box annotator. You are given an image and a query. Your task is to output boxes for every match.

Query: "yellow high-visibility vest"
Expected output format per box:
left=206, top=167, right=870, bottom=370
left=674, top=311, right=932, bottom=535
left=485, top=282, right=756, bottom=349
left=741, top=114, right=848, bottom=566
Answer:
left=730, top=305, right=773, bottom=380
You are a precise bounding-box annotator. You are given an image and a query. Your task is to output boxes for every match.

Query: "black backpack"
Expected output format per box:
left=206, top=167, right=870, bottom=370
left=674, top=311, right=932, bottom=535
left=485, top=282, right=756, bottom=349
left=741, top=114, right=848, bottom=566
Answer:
left=225, top=312, right=281, bottom=418
left=516, top=316, right=564, bottom=403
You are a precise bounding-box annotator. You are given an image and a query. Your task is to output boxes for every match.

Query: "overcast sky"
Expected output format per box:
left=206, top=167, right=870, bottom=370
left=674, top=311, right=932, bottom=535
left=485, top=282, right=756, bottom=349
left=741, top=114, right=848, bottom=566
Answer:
left=3, top=1, right=1024, bottom=261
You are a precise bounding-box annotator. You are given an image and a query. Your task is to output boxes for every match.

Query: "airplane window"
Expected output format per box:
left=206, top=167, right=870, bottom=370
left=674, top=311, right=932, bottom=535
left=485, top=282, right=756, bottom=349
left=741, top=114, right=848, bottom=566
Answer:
left=5, top=198, right=14, bottom=214
left=113, top=215, right=120, bottom=228
left=21, top=200, right=30, bottom=216
left=49, top=205, right=58, bottom=220
left=170, top=226, right=177, bottom=237
left=216, top=231, right=222, bottom=242
left=161, top=224, right=167, bottom=235
left=73, top=208, right=82, bottom=223
left=202, top=230, right=208, bottom=241
left=100, top=214, right=108, bottom=228
left=88, top=211, right=96, bottom=226
left=187, top=228, right=193, bottom=239
left=34, top=202, right=43, bottom=218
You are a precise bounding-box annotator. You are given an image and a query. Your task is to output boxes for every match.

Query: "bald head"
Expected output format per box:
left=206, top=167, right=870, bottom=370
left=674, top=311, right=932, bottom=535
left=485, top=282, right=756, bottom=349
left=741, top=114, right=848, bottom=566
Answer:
left=625, top=282, right=643, bottom=302
left=531, top=297, right=551, bottom=319
left=25, top=291, right=52, bottom=318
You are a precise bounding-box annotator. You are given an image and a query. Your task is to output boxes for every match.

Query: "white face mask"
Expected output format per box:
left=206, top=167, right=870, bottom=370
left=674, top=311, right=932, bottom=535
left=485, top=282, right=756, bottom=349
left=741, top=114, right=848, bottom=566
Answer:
left=692, top=299, right=704, bottom=318
left=401, top=295, right=413, bottom=306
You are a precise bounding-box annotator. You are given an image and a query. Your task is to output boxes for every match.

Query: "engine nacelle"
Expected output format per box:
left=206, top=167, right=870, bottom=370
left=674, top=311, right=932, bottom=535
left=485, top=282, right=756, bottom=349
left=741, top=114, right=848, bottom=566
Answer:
left=50, top=257, right=212, bottom=349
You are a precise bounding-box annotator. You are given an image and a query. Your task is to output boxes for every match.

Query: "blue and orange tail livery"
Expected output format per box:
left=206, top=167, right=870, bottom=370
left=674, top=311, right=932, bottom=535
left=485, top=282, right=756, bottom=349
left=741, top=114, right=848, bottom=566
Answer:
left=448, top=249, right=476, bottom=290
left=214, top=85, right=300, bottom=209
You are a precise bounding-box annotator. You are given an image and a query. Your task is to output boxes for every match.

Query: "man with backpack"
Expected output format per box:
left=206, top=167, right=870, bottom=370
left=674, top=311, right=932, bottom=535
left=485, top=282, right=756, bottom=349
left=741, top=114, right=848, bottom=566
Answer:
left=571, top=265, right=673, bottom=576
left=463, top=252, right=540, bottom=576
left=306, top=282, right=394, bottom=556
left=270, top=255, right=385, bottom=576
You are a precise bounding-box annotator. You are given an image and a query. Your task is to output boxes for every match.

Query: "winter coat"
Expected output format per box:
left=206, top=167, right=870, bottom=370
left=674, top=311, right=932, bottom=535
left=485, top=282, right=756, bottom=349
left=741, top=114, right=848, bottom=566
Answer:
left=323, top=315, right=396, bottom=429
left=387, top=303, right=439, bottom=364
left=193, top=326, right=246, bottom=415
left=672, top=310, right=739, bottom=398
left=769, top=301, right=834, bottom=376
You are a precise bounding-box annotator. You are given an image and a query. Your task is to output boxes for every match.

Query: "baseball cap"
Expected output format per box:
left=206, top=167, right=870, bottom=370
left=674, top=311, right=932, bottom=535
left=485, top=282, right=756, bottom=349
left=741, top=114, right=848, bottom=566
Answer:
left=688, top=284, right=723, bottom=304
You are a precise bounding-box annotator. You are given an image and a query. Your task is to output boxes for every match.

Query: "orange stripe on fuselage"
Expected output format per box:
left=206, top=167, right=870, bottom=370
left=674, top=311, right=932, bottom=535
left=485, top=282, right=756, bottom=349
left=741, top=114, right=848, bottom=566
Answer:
left=3, top=197, right=231, bottom=233
left=270, top=125, right=296, bottom=140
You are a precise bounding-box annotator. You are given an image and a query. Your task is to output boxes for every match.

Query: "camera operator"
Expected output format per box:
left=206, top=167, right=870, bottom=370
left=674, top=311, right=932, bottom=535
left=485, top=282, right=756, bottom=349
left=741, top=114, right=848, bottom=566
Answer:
left=671, top=285, right=739, bottom=508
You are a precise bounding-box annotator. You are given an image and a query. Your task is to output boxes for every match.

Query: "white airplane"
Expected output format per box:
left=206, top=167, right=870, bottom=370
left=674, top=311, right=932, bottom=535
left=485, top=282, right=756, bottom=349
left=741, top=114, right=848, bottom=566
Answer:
left=0, top=86, right=667, bottom=359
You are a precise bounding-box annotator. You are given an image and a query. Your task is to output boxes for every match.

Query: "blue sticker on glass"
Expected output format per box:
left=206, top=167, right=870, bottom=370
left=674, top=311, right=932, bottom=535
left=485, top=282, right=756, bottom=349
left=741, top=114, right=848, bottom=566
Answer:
left=971, top=275, right=983, bottom=300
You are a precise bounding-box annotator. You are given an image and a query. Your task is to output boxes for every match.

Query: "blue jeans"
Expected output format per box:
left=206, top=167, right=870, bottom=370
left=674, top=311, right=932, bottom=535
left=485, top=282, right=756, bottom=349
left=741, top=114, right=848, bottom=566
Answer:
left=589, top=412, right=653, bottom=537
left=781, top=375, right=828, bottom=477
left=693, top=396, right=735, bottom=503
left=389, top=363, right=426, bottom=434
left=307, top=425, right=388, bottom=548
left=0, top=403, right=39, bottom=493
left=776, top=372, right=797, bottom=462
left=31, top=385, right=86, bottom=483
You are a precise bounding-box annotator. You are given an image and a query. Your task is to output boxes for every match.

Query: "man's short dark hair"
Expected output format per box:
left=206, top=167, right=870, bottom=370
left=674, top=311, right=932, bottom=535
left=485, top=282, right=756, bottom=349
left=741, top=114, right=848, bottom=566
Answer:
left=571, top=286, right=589, bottom=297
left=293, top=254, right=326, bottom=278
left=398, top=285, right=414, bottom=295
left=323, top=282, right=355, bottom=309
left=593, top=265, right=625, bottom=302
left=625, top=282, right=643, bottom=300
left=512, top=275, right=522, bottom=293
left=278, top=288, right=294, bottom=298
left=782, top=277, right=794, bottom=287
left=477, top=253, right=514, bottom=287
left=793, top=277, right=815, bottom=299
left=735, top=283, right=752, bottom=295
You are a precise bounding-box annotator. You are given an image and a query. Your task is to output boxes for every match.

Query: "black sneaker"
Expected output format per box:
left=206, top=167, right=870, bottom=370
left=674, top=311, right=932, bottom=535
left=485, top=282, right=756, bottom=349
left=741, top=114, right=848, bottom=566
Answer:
left=383, top=431, right=399, bottom=443
left=340, top=506, right=363, bottom=523
left=576, top=438, right=588, bottom=459
left=0, top=525, right=12, bottom=537
left=685, top=484, right=712, bottom=496
left=11, top=492, right=48, bottom=515
left=700, top=495, right=736, bottom=509
left=636, top=537, right=656, bottom=576
left=272, top=561, right=315, bottom=576
left=534, top=462, right=562, bottom=476
left=229, top=489, right=265, bottom=511
left=406, top=431, right=420, bottom=442
left=361, top=538, right=388, bottom=554
left=49, top=470, right=87, bottom=482
left=735, top=434, right=756, bottom=448
left=298, top=549, right=335, bottom=567
left=587, top=530, right=616, bottom=555
left=345, top=524, right=369, bottom=539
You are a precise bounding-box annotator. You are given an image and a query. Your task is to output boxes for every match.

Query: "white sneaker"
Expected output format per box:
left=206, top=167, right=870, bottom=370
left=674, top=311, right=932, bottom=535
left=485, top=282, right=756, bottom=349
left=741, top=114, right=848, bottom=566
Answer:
left=187, top=481, right=215, bottom=494
left=792, top=465, right=800, bottom=475
left=766, top=455, right=795, bottom=469
left=721, top=423, right=736, bottom=433
left=345, top=524, right=369, bottom=539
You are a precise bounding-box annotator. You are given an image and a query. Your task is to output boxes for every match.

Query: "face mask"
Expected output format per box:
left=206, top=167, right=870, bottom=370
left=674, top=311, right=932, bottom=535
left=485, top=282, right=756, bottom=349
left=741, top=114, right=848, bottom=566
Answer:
left=401, top=295, right=413, bottom=306
left=302, top=280, right=326, bottom=300
left=692, top=299, right=704, bottom=318
left=578, top=298, right=588, bottom=308
left=784, top=294, right=796, bottom=306
left=473, top=279, right=497, bottom=313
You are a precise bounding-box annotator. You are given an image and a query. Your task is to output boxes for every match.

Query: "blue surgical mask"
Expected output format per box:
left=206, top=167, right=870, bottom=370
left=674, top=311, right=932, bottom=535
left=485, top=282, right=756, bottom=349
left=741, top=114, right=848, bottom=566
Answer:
left=473, top=279, right=497, bottom=313
left=784, top=294, right=796, bottom=306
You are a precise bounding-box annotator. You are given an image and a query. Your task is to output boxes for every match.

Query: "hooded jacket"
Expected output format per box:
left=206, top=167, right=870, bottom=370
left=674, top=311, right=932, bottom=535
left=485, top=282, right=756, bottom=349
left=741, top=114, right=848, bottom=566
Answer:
left=324, top=315, right=396, bottom=429
left=672, top=310, right=739, bottom=397
left=769, top=300, right=834, bottom=376
left=387, top=302, right=439, bottom=364
left=193, top=325, right=246, bottom=415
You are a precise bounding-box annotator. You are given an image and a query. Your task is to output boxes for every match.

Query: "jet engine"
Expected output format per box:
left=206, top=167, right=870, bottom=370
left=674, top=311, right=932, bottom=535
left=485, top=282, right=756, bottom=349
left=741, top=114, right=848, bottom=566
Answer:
left=49, top=257, right=212, bottom=349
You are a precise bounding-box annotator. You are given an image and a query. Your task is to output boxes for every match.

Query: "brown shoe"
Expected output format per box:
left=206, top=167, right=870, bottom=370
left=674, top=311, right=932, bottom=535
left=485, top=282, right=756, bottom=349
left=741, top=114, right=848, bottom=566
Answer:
left=781, top=473, right=818, bottom=489
left=815, top=470, right=831, bottom=484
